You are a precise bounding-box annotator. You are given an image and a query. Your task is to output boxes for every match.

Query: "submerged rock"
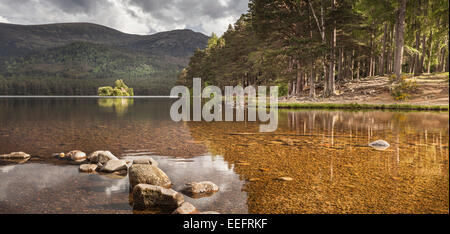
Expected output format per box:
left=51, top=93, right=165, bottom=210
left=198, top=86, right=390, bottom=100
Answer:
left=276, top=177, right=293, bottom=181
left=100, top=159, right=127, bottom=173
left=133, top=158, right=159, bottom=167
left=172, top=202, right=199, bottom=214
left=129, top=164, right=171, bottom=189
left=88, top=151, right=118, bottom=164
left=132, top=184, right=184, bottom=211
left=67, top=150, right=87, bottom=161
left=0, top=152, right=31, bottom=159
left=183, top=181, right=219, bottom=195
left=369, top=140, right=390, bottom=151
left=79, top=164, right=98, bottom=173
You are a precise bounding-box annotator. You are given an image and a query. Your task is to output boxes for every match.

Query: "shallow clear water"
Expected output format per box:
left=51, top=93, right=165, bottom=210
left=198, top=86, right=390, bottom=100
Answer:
left=0, top=98, right=448, bottom=214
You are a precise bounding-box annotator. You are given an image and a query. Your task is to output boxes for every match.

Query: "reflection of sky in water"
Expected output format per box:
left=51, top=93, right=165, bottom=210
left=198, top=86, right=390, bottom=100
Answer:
left=0, top=164, right=77, bottom=200
left=0, top=154, right=247, bottom=213
left=123, top=154, right=248, bottom=213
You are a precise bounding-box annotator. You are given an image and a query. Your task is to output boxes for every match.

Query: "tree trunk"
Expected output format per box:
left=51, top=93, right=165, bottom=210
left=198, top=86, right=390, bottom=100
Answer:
left=417, top=34, right=427, bottom=75
left=379, top=23, right=388, bottom=75
left=446, top=38, right=449, bottom=72
left=351, top=50, right=355, bottom=80
left=327, top=0, right=337, bottom=96
left=296, top=61, right=302, bottom=96
left=393, top=0, right=407, bottom=80
left=310, top=62, right=316, bottom=98
left=338, top=47, right=343, bottom=80
left=427, top=29, right=433, bottom=74
left=357, top=60, right=360, bottom=80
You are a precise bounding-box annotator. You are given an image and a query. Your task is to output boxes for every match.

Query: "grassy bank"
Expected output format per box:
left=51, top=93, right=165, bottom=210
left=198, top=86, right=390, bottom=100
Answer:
left=273, top=103, right=449, bottom=111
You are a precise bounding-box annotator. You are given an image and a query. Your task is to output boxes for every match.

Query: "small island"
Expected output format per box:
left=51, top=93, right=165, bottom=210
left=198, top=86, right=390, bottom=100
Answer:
left=97, top=79, right=134, bottom=96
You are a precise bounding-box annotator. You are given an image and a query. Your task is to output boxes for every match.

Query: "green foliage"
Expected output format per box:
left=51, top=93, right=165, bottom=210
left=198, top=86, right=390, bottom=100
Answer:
left=391, top=78, right=418, bottom=101
left=277, top=83, right=288, bottom=97
left=97, top=86, right=114, bottom=96
left=98, top=79, right=134, bottom=96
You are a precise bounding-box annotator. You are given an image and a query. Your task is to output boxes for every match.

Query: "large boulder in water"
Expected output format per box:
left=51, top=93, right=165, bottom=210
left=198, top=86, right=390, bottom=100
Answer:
left=129, top=164, right=171, bottom=189
left=369, top=140, right=390, bottom=151
left=100, top=159, right=127, bottom=173
left=132, top=184, right=184, bottom=211
left=88, top=151, right=118, bottom=164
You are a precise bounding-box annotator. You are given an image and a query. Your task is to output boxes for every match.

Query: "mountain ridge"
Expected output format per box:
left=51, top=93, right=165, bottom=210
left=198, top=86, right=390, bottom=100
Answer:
left=0, top=22, right=209, bottom=95
left=0, top=22, right=209, bottom=58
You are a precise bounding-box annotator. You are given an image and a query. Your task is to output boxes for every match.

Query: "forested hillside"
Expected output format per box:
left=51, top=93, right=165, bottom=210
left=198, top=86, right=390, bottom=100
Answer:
left=179, top=0, right=449, bottom=98
left=0, top=22, right=208, bottom=95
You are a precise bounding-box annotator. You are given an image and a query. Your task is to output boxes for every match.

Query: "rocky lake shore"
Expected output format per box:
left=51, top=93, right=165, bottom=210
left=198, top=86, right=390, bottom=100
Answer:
left=0, top=150, right=221, bottom=214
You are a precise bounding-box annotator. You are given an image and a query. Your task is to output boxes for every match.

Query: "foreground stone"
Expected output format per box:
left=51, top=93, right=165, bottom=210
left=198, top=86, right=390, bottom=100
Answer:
left=0, top=152, right=31, bottom=159
left=79, top=164, right=98, bottom=173
left=100, top=159, right=127, bottom=173
left=129, top=164, right=171, bottom=189
left=67, top=150, right=87, bottom=161
left=184, top=181, right=219, bottom=195
left=172, top=202, right=199, bottom=214
left=369, top=140, right=390, bottom=150
left=132, top=184, right=184, bottom=210
left=88, top=151, right=118, bottom=164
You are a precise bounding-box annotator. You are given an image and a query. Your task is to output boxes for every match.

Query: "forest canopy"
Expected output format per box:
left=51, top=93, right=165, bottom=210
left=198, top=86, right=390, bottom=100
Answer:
left=179, top=0, right=449, bottom=98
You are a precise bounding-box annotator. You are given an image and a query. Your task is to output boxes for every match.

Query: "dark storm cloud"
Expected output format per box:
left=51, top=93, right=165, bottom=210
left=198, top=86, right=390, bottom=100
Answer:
left=0, top=0, right=249, bottom=35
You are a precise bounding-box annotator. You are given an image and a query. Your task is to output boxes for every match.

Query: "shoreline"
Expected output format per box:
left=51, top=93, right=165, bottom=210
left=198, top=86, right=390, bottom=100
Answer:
left=273, top=102, right=449, bottom=111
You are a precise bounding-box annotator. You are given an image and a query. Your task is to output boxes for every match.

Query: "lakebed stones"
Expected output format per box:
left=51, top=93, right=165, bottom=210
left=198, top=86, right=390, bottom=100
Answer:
left=132, top=184, right=184, bottom=211
left=66, top=150, right=87, bottom=161
left=183, top=181, right=219, bottom=196
left=369, top=140, right=390, bottom=151
left=276, top=177, right=293, bottom=181
left=172, top=202, right=199, bottom=214
left=79, top=164, right=98, bottom=173
left=88, top=151, right=118, bottom=164
left=0, top=152, right=31, bottom=159
left=129, top=164, right=172, bottom=189
left=100, top=159, right=127, bottom=173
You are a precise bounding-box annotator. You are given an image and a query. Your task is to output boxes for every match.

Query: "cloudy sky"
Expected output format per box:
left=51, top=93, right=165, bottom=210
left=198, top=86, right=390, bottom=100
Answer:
left=0, top=0, right=249, bottom=35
